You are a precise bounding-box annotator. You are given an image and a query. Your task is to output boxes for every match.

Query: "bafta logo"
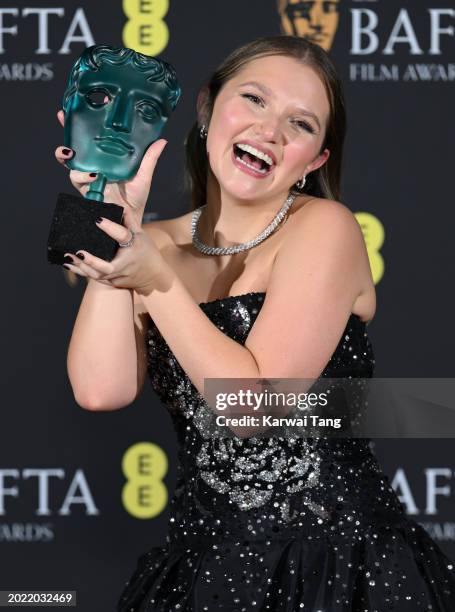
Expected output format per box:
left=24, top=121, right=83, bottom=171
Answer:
left=277, top=0, right=340, bottom=51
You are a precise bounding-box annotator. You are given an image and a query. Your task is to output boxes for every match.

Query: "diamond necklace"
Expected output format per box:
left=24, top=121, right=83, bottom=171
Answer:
left=191, top=193, right=296, bottom=256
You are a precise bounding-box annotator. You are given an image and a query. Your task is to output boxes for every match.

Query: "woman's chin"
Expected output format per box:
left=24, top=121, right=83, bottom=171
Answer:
left=220, top=188, right=268, bottom=202
left=217, top=176, right=275, bottom=201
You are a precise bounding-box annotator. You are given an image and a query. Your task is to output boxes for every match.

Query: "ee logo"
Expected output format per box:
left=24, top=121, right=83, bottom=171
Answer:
left=122, top=442, right=168, bottom=519
left=122, top=0, right=169, bottom=55
left=355, top=212, right=385, bottom=285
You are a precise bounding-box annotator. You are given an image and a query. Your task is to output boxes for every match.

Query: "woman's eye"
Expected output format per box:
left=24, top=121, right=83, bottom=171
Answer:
left=86, top=89, right=111, bottom=107
left=241, top=93, right=264, bottom=106
left=136, top=101, right=160, bottom=120
left=293, top=120, right=315, bottom=134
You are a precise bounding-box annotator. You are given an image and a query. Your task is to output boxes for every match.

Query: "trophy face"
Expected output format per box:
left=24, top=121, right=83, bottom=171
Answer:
left=63, top=47, right=180, bottom=182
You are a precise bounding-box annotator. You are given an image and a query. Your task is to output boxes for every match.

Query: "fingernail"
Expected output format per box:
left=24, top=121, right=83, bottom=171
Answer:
left=89, top=172, right=97, bottom=178
left=95, top=217, right=103, bottom=224
left=63, top=264, right=71, bottom=270
left=76, top=252, right=85, bottom=260
left=62, top=148, right=72, bottom=156
left=63, top=255, right=73, bottom=263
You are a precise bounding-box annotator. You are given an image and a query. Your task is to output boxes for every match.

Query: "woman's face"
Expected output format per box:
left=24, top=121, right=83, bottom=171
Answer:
left=205, top=55, right=331, bottom=202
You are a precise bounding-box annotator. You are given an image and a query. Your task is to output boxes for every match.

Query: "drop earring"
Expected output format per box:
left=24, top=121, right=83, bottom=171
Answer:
left=199, top=124, right=208, bottom=139
left=295, top=175, right=306, bottom=190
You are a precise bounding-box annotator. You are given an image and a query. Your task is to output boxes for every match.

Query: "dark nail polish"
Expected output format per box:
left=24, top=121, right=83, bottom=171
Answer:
left=76, top=252, right=85, bottom=260
left=63, top=255, right=73, bottom=263
left=89, top=172, right=97, bottom=177
left=95, top=217, right=103, bottom=224
left=62, top=148, right=72, bottom=156
left=63, top=264, right=71, bottom=270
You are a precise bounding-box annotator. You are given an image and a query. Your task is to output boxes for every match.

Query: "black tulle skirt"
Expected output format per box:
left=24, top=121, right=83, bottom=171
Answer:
left=117, top=516, right=455, bottom=611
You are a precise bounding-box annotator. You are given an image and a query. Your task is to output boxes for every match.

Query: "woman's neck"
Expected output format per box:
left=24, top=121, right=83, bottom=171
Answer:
left=197, top=174, right=289, bottom=249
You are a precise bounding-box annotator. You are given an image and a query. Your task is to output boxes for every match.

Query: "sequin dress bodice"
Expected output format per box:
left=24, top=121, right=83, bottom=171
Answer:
left=118, top=291, right=455, bottom=612
left=145, top=292, right=401, bottom=545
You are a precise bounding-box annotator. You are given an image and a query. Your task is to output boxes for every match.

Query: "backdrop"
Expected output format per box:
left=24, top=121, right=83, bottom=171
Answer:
left=1, top=1, right=454, bottom=609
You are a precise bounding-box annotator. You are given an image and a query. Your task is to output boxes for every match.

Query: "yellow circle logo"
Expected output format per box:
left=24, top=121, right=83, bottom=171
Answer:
left=122, top=442, right=168, bottom=519
left=122, top=0, right=169, bottom=55
left=355, top=212, right=385, bottom=285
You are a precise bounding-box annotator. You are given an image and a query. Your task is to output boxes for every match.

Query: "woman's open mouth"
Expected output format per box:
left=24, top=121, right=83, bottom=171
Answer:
left=231, top=143, right=275, bottom=179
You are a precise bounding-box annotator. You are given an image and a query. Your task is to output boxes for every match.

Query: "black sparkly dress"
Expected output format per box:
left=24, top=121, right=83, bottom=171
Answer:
left=117, top=292, right=455, bottom=612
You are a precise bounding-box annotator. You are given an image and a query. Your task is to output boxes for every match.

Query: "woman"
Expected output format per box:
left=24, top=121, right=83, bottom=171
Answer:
left=56, top=37, right=455, bottom=611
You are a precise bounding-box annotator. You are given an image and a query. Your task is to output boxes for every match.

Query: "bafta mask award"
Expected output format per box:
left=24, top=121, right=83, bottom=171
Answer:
left=47, top=44, right=181, bottom=264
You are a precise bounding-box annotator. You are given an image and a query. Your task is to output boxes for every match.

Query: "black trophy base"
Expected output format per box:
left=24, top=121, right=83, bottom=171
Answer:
left=47, top=192, right=125, bottom=265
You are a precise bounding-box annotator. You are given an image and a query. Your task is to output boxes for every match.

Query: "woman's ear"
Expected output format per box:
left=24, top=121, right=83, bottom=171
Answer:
left=308, top=148, right=330, bottom=173
left=196, top=85, right=210, bottom=126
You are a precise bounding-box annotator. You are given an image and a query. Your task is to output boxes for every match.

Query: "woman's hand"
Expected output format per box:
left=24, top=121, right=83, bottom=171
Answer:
left=54, top=109, right=167, bottom=228
left=63, top=218, right=166, bottom=295
left=55, top=109, right=168, bottom=294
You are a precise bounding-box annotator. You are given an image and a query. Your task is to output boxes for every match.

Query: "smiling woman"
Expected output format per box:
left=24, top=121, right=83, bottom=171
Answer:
left=184, top=38, right=345, bottom=214
left=206, top=56, right=330, bottom=203
left=54, top=35, right=455, bottom=612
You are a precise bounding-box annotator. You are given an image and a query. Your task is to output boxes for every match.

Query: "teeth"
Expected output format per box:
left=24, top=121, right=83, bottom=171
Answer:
left=235, top=155, right=268, bottom=174
left=236, top=143, right=274, bottom=167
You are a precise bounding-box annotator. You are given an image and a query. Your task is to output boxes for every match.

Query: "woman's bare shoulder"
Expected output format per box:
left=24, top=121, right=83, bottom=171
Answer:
left=142, top=211, right=192, bottom=247
left=287, top=196, right=363, bottom=243
left=294, top=196, right=356, bottom=219
left=291, top=197, right=376, bottom=321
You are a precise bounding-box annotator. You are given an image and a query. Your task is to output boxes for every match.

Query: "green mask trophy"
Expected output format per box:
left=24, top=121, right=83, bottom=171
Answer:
left=47, top=45, right=181, bottom=264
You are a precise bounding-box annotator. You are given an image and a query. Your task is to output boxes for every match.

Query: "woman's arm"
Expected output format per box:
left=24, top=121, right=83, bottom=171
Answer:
left=53, top=125, right=168, bottom=411
left=67, top=281, right=138, bottom=410
left=66, top=222, right=167, bottom=411
left=138, top=200, right=367, bottom=434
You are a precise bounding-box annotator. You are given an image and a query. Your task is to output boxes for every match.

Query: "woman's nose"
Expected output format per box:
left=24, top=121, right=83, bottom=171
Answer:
left=254, top=118, right=282, bottom=142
